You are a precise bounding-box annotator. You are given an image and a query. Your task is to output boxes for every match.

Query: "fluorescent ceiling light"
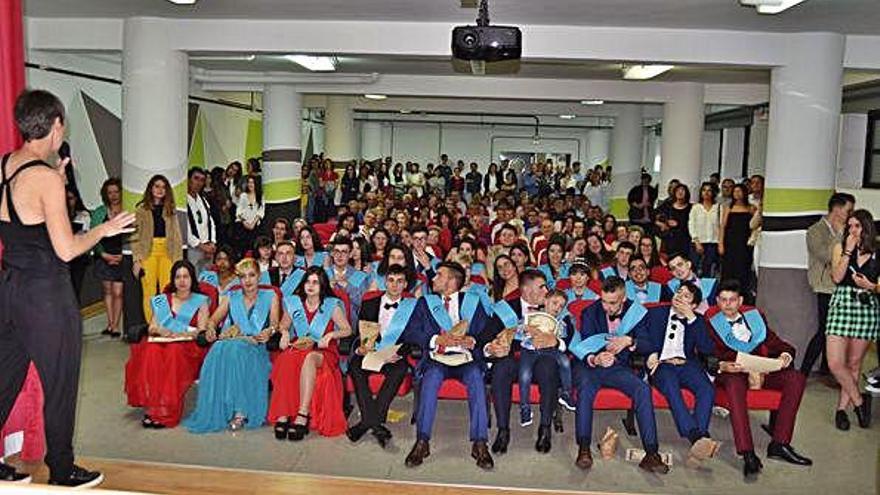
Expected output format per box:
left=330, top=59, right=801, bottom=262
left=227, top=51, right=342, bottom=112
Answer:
left=622, top=64, right=674, bottom=80
left=167, top=0, right=197, bottom=4
left=559, top=114, right=576, bottom=120
left=284, top=55, right=337, bottom=72
left=190, top=54, right=255, bottom=61
left=740, top=0, right=807, bottom=14
left=399, top=109, right=412, bottom=114
left=580, top=99, right=604, bottom=105
left=364, top=94, right=387, bottom=100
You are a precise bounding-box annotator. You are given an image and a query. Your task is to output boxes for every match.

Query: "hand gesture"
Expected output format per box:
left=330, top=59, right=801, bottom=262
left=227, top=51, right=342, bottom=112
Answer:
left=318, top=332, right=334, bottom=349
left=672, top=296, right=696, bottom=321
left=845, top=232, right=859, bottom=253
left=778, top=352, right=793, bottom=369
left=605, top=335, right=633, bottom=354
left=852, top=272, right=876, bottom=291
left=595, top=351, right=616, bottom=368
left=205, top=328, right=217, bottom=343
left=435, top=332, right=457, bottom=348
left=719, top=361, right=744, bottom=373
left=646, top=353, right=660, bottom=375
left=279, top=331, right=291, bottom=350
left=103, top=211, right=136, bottom=237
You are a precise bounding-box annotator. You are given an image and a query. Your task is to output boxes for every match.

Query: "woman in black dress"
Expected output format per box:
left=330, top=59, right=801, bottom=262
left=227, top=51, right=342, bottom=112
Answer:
left=720, top=183, right=757, bottom=297
left=656, top=183, right=692, bottom=257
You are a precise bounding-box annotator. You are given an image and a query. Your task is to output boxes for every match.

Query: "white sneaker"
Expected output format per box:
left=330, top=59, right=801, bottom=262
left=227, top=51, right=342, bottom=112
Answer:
left=865, top=383, right=880, bottom=395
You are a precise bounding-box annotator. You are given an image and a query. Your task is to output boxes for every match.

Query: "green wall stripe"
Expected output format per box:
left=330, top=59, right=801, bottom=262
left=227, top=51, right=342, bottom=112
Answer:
left=609, top=197, right=628, bottom=220
left=764, top=188, right=832, bottom=214
left=244, top=119, right=263, bottom=162
left=188, top=113, right=205, bottom=169
left=123, top=180, right=187, bottom=211
left=263, top=178, right=302, bottom=202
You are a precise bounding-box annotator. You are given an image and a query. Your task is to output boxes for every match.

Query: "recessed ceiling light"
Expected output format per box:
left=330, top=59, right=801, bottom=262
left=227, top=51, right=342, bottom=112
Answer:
left=559, top=114, right=576, bottom=120
left=740, top=0, right=807, bottom=14
left=364, top=94, right=387, bottom=100
left=580, top=99, right=604, bottom=105
left=622, top=64, right=674, bottom=80
left=284, top=55, right=337, bottom=72
left=399, top=109, right=412, bottom=114
left=167, top=0, right=197, bottom=4
left=190, top=54, right=255, bottom=61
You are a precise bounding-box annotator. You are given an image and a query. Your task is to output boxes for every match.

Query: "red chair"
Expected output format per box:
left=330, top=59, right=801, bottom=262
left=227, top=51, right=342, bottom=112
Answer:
left=312, top=222, right=337, bottom=245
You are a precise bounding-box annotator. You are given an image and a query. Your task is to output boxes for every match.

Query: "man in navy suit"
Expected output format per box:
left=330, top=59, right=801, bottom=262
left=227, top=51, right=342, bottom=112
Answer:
left=635, top=282, right=720, bottom=467
left=569, top=276, right=669, bottom=474
left=664, top=252, right=717, bottom=313
left=402, top=262, right=494, bottom=470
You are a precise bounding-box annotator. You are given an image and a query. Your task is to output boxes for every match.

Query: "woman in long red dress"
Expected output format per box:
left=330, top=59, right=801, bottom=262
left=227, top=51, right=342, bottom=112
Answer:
left=269, top=266, right=353, bottom=440
left=125, top=260, right=209, bottom=428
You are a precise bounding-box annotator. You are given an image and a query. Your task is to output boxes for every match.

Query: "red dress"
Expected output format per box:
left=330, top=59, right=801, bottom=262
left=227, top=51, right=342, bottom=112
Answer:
left=124, top=294, right=207, bottom=427
left=0, top=363, right=45, bottom=461
left=267, top=307, right=346, bottom=436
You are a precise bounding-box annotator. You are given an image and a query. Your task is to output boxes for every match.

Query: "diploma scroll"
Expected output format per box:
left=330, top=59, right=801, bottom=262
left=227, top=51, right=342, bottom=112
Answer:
left=361, top=344, right=402, bottom=372
left=359, top=321, right=381, bottom=351
left=735, top=352, right=783, bottom=374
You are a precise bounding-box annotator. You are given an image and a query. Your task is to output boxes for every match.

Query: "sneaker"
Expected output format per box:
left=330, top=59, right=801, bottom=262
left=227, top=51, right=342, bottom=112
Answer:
left=0, top=462, right=31, bottom=484
left=865, top=368, right=880, bottom=385
left=558, top=394, right=576, bottom=411
left=865, top=382, right=880, bottom=395
left=48, top=465, right=104, bottom=489
left=519, top=406, right=533, bottom=427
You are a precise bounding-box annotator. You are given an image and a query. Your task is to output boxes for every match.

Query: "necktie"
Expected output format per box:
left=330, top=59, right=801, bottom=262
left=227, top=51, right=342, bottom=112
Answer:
left=527, top=304, right=544, bottom=311
left=384, top=302, right=399, bottom=310
left=280, top=273, right=287, bottom=285
left=444, top=296, right=451, bottom=313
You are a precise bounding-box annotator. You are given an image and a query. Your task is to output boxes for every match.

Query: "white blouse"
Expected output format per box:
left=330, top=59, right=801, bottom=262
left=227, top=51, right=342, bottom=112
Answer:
left=236, top=192, right=265, bottom=225
left=688, top=202, right=720, bottom=244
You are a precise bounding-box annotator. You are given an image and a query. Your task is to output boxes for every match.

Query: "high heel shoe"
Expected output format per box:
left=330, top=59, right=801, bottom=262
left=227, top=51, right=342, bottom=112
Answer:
left=288, top=413, right=310, bottom=441
left=273, top=419, right=290, bottom=440
left=855, top=394, right=872, bottom=429
left=835, top=409, right=850, bottom=431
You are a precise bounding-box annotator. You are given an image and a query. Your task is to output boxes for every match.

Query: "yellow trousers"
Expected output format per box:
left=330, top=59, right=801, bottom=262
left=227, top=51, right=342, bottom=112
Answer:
left=141, top=238, right=173, bottom=322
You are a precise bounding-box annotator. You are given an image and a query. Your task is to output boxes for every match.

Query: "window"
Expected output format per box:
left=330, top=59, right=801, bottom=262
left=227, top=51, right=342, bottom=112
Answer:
left=864, top=109, right=880, bottom=188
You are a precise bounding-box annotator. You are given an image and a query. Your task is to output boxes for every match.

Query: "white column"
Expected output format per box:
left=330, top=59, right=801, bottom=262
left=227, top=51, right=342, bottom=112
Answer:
left=361, top=120, right=382, bottom=161
left=122, top=17, right=187, bottom=210
left=659, top=82, right=705, bottom=191
left=585, top=128, right=610, bottom=167
left=262, top=84, right=302, bottom=218
left=325, top=95, right=356, bottom=164
left=609, top=104, right=643, bottom=218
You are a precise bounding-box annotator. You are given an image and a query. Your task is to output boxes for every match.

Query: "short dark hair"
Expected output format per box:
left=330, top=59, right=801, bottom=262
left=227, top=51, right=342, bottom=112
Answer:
left=332, top=236, right=353, bottom=250
left=617, top=241, right=636, bottom=253
left=601, top=275, right=626, bottom=293
left=718, top=279, right=743, bottom=296
left=828, top=192, right=856, bottom=212
left=677, top=281, right=703, bottom=306
left=15, top=90, right=65, bottom=141
left=254, top=235, right=273, bottom=250
left=628, top=256, right=648, bottom=269
left=188, top=167, right=206, bottom=179
left=438, top=261, right=466, bottom=290
left=668, top=252, right=691, bottom=265
left=519, top=268, right=547, bottom=287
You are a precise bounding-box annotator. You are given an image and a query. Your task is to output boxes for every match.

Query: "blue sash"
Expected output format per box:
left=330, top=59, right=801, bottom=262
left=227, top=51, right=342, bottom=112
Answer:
left=625, top=280, right=661, bottom=303
left=616, top=302, right=648, bottom=336
left=569, top=303, right=647, bottom=359
left=566, top=287, right=598, bottom=302
left=279, top=269, right=305, bottom=296
left=151, top=293, right=208, bottom=333
left=226, top=289, right=274, bottom=336
left=285, top=296, right=342, bottom=341
left=538, top=264, right=568, bottom=288
left=466, top=285, right=493, bottom=318
left=710, top=309, right=767, bottom=354
left=600, top=266, right=616, bottom=279
left=296, top=251, right=328, bottom=268
left=326, top=267, right=368, bottom=289
left=472, top=262, right=486, bottom=276
left=373, top=273, right=387, bottom=291
left=375, top=298, right=418, bottom=350
left=259, top=270, right=270, bottom=285
left=423, top=294, right=464, bottom=332
left=492, top=300, right=519, bottom=329
left=198, top=270, right=219, bottom=287
left=668, top=277, right=716, bottom=298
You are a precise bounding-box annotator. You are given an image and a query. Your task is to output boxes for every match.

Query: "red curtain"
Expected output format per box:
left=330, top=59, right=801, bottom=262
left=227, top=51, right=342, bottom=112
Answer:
left=0, top=0, right=25, bottom=154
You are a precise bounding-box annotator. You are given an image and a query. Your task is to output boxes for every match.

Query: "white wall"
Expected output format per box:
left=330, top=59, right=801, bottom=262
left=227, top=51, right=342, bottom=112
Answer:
left=701, top=130, right=721, bottom=181
left=721, top=127, right=745, bottom=180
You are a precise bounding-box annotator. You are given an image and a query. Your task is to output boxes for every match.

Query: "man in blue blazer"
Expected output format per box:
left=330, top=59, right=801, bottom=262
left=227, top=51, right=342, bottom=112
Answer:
left=401, top=262, right=494, bottom=470
left=664, top=252, right=718, bottom=313
left=635, top=282, right=720, bottom=467
left=569, top=276, right=669, bottom=474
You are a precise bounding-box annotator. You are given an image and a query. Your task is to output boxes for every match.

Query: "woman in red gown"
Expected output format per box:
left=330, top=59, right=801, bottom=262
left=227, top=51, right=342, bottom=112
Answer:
left=268, top=266, right=353, bottom=440
left=125, top=260, right=210, bottom=428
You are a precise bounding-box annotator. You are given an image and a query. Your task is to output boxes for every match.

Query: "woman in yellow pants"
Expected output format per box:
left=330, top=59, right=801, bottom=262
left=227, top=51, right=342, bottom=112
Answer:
left=132, top=175, right=183, bottom=321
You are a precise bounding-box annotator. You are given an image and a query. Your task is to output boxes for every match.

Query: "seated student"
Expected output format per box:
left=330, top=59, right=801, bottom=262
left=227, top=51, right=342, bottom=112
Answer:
left=706, top=280, right=812, bottom=480
left=295, top=225, right=329, bottom=268
left=267, top=240, right=304, bottom=296
left=568, top=276, right=669, bottom=474
left=347, top=265, right=415, bottom=448
left=254, top=235, right=276, bottom=279
left=543, top=289, right=576, bottom=411
left=269, top=266, right=352, bottom=440
left=491, top=254, right=521, bottom=302
left=325, top=236, right=369, bottom=329
left=454, top=236, right=489, bottom=282
left=537, top=235, right=569, bottom=290
left=635, top=282, right=720, bottom=467
left=639, top=235, right=673, bottom=284
left=368, top=243, right=419, bottom=294
left=410, top=224, right=441, bottom=276
left=483, top=270, right=562, bottom=455
left=198, top=245, right=241, bottom=295
left=665, top=252, right=717, bottom=313
left=565, top=258, right=599, bottom=302
left=401, top=262, right=494, bottom=470
left=184, top=258, right=277, bottom=433
left=125, top=260, right=210, bottom=429
left=599, top=241, right=635, bottom=281
left=625, top=257, right=663, bottom=304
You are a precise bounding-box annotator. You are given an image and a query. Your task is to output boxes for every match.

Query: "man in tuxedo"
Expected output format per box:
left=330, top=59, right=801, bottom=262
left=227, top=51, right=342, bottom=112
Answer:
left=600, top=242, right=635, bottom=281
left=267, top=241, right=303, bottom=296
left=569, top=276, right=669, bottom=474
left=484, top=270, right=562, bottom=455
left=402, top=262, right=494, bottom=470
left=326, top=237, right=369, bottom=329
left=706, top=280, right=811, bottom=480
left=635, top=282, right=720, bottom=467
left=625, top=257, right=663, bottom=304
left=665, top=252, right=717, bottom=313
left=347, top=265, right=413, bottom=448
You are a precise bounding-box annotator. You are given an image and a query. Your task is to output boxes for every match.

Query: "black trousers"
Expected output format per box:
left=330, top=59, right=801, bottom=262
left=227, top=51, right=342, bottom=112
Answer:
left=491, top=353, right=559, bottom=429
left=348, top=354, right=409, bottom=428
left=800, top=293, right=831, bottom=374
left=0, top=267, right=81, bottom=480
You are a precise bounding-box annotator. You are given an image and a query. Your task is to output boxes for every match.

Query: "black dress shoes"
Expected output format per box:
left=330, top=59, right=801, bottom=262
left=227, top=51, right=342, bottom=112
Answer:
left=405, top=439, right=430, bottom=467
left=767, top=442, right=812, bottom=466
left=638, top=452, right=670, bottom=475
left=575, top=445, right=593, bottom=470
left=742, top=450, right=763, bottom=481
left=535, top=425, right=552, bottom=453
left=855, top=394, right=872, bottom=429
left=491, top=428, right=510, bottom=454
left=835, top=409, right=851, bottom=431
left=0, top=462, right=31, bottom=483
left=346, top=422, right=369, bottom=443
left=372, top=424, right=393, bottom=449
left=471, top=441, right=494, bottom=470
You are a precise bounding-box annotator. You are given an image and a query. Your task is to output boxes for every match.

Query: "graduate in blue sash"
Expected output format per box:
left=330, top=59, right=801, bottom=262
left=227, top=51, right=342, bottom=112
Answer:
left=633, top=282, right=720, bottom=467
left=598, top=241, right=636, bottom=281
left=183, top=258, right=278, bottom=434
left=625, top=257, right=664, bottom=304
left=266, top=241, right=305, bottom=297
left=537, top=236, right=569, bottom=289
left=347, top=265, right=416, bottom=448
left=368, top=244, right=420, bottom=294
left=410, top=224, right=441, bottom=277
left=125, top=261, right=210, bottom=429
left=491, top=254, right=521, bottom=302
left=326, top=237, right=369, bottom=330
left=254, top=235, right=277, bottom=277
left=568, top=276, right=669, bottom=475
left=401, top=262, right=494, bottom=470
left=665, top=252, right=718, bottom=313
left=566, top=259, right=599, bottom=303
left=294, top=226, right=329, bottom=268
left=268, top=266, right=353, bottom=440
left=197, top=245, right=240, bottom=295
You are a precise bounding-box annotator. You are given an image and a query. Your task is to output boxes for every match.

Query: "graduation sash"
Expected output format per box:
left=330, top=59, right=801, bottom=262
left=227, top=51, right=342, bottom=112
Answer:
left=375, top=298, right=418, bottom=350
left=568, top=302, right=648, bottom=360
left=373, top=273, right=387, bottom=291
left=295, top=251, right=328, bottom=268
left=326, top=266, right=368, bottom=289
left=492, top=300, right=520, bottom=329
left=566, top=287, right=599, bottom=302
left=259, top=270, right=271, bottom=285
left=466, top=284, right=493, bottom=319
left=625, top=280, right=662, bottom=303
left=538, top=263, right=569, bottom=288
left=472, top=262, right=486, bottom=276
left=151, top=293, right=208, bottom=333
left=198, top=270, right=219, bottom=287
left=668, top=277, right=716, bottom=298
left=227, top=289, right=274, bottom=336
left=424, top=293, right=482, bottom=333
left=279, top=269, right=305, bottom=296
left=285, top=296, right=342, bottom=341
left=710, top=309, right=767, bottom=354
left=600, top=266, right=617, bottom=279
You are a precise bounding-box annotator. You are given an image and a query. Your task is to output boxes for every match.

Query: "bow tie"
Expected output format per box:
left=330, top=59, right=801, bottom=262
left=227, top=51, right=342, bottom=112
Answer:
left=527, top=304, right=544, bottom=311
left=384, top=302, right=399, bottom=310
left=608, top=313, right=622, bottom=322
left=730, top=316, right=744, bottom=326
left=672, top=314, right=689, bottom=323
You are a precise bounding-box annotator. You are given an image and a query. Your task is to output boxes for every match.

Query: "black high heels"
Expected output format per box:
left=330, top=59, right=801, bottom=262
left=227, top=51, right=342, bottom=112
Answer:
left=274, top=420, right=290, bottom=440
left=288, top=413, right=310, bottom=441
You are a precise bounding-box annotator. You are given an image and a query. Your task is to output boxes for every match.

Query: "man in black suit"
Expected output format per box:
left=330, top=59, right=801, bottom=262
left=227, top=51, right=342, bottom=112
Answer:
left=627, top=173, right=657, bottom=235
left=347, top=265, right=414, bottom=448
left=267, top=241, right=303, bottom=296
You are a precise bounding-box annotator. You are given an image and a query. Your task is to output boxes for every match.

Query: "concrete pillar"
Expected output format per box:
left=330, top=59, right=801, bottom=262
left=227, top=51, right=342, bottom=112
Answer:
left=262, top=84, right=302, bottom=220
left=609, top=105, right=643, bottom=218
left=360, top=120, right=382, bottom=161
left=325, top=95, right=356, bottom=165
left=660, top=83, right=705, bottom=192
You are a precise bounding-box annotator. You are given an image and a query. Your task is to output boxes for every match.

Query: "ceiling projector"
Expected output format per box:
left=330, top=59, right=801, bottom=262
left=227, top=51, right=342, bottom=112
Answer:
left=452, top=0, right=521, bottom=62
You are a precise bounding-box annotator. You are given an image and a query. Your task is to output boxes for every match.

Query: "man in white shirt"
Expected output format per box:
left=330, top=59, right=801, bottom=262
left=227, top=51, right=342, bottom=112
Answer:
left=185, top=168, right=215, bottom=272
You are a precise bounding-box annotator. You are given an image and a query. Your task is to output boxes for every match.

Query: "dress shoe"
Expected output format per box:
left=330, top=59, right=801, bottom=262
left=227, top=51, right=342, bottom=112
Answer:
left=855, top=394, right=872, bottom=429
left=405, top=439, right=430, bottom=467
left=471, top=441, right=494, bottom=470
left=535, top=425, right=552, bottom=453
left=372, top=424, right=393, bottom=449
left=835, top=409, right=851, bottom=431
left=346, top=422, right=369, bottom=443
left=0, top=462, right=31, bottom=483
left=638, top=452, right=670, bottom=475
left=48, top=465, right=104, bottom=489
left=491, top=428, right=510, bottom=454
left=742, top=450, right=763, bottom=481
left=767, top=442, right=812, bottom=466
left=575, top=445, right=593, bottom=470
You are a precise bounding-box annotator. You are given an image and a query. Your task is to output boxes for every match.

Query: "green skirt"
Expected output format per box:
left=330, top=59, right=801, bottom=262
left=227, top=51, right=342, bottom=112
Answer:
left=826, top=285, right=880, bottom=340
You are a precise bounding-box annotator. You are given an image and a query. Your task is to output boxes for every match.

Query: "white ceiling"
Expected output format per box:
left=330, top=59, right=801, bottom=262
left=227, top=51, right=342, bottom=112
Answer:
left=24, top=0, right=880, bottom=35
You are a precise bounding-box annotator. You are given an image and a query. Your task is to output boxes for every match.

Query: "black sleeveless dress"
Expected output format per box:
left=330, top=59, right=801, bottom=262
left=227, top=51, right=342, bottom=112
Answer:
left=722, top=211, right=754, bottom=289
